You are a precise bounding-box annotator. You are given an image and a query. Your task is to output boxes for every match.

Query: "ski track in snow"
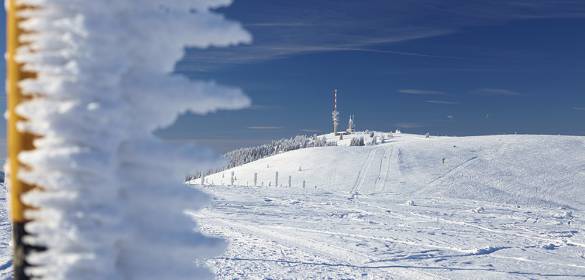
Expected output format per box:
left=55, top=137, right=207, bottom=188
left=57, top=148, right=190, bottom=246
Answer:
left=1, top=133, right=585, bottom=279
left=189, top=134, right=585, bottom=279
left=427, top=156, right=479, bottom=186
left=374, top=148, right=393, bottom=193
left=351, top=149, right=378, bottom=195
left=195, top=186, right=585, bottom=279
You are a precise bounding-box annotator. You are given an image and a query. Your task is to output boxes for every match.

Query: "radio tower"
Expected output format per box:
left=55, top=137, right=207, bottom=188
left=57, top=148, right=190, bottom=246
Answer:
left=332, top=89, right=339, bottom=135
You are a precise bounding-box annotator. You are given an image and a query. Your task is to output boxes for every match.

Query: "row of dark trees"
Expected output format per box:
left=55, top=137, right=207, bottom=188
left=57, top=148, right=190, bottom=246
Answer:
left=187, top=135, right=335, bottom=180
left=224, top=135, right=335, bottom=169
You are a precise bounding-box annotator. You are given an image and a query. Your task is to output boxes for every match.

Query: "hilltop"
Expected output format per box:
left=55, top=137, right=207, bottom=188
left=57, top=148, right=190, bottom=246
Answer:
left=189, top=132, right=585, bottom=279
left=194, top=132, right=585, bottom=209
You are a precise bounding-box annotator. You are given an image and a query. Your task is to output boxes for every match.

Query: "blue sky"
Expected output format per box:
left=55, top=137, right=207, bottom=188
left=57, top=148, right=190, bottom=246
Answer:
left=2, top=1, right=585, bottom=152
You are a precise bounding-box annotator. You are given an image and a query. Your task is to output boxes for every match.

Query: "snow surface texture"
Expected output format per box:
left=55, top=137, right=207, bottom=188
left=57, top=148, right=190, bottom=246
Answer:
left=0, top=185, right=12, bottom=280
left=8, top=0, right=250, bottom=279
left=190, top=133, right=585, bottom=279
left=197, top=133, right=585, bottom=210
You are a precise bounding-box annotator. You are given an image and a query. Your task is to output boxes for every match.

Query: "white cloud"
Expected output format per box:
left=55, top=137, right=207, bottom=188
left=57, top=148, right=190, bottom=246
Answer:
left=179, top=29, right=455, bottom=70
left=425, top=100, right=459, bottom=105
left=245, top=22, right=315, bottom=27
left=399, top=89, right=446, bottom=96
left=180, top=1, right=585, bottom=70
left=471, top=88, right=521, bottom=96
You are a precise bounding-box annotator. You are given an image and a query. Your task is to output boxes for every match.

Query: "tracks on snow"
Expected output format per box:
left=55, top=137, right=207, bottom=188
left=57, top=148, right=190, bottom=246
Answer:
left=427, top=156, right=479, bottom=186
left=206, top=214, right=444, bottom=279
left=350, top=149, right=377, bottom=195
left=351, top=146, right=395, bottom=195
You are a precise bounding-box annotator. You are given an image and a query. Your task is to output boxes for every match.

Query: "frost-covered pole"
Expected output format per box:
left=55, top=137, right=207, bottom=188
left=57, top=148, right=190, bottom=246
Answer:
left=6, top=1, right=44, bottom=278
left=12, top=0, right=251, bottom=279
left=275, top=171, right=279, bottom=187
left=332, top=89, right=339, bottom=135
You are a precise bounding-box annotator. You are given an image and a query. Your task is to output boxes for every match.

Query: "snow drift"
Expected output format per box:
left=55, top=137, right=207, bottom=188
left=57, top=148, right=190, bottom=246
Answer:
left=11, top=0, right=250, bottom=278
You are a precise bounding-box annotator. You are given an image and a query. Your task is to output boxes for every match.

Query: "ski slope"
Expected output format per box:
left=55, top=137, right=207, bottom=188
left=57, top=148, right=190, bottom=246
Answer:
left=191, top=133, right=585, bottom=279
left=0, top=133, right=583, bottom=279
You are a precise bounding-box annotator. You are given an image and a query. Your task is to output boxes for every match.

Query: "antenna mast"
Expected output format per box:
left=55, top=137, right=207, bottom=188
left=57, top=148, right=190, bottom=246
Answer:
left=332, top=89, right=339, bottom=135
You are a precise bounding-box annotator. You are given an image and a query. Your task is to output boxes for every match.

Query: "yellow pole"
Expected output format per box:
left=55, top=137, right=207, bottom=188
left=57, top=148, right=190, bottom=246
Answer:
left=7, top=1, right=41, bottom=279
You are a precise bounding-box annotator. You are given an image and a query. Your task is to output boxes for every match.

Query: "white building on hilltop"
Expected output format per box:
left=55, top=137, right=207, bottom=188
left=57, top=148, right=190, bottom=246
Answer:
left=347, top=115, right=355, bottom=133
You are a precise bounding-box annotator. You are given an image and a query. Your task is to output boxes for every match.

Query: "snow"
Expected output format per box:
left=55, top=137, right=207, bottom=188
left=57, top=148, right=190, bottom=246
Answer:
left=187, top=133, right=585, bottom=279
left=0, top=133, right=583, bottom=278
left=197, top=133, right=585, bottom=210
left=5, top=0, right=250, bottom=279
left=3, top=0, right=581, bottom=279
left=0, top=184, right=12, bottom=280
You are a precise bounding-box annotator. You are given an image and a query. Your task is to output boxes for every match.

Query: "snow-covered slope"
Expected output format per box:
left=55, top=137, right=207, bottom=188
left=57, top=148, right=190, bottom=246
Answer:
left=2, top=133, right=583, bottom=279
left=189, top=133, right=585, bottom=279
left=196, top=133, right=585, bottom=210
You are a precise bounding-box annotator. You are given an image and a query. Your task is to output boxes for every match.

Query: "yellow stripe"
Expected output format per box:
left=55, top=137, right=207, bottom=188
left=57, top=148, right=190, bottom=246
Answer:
left=7, top=1, right=38, bottom=223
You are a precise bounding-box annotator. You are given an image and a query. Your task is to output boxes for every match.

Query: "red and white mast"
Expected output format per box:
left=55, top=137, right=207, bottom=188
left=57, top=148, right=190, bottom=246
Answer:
left=332, top=89, right=339, bottom=135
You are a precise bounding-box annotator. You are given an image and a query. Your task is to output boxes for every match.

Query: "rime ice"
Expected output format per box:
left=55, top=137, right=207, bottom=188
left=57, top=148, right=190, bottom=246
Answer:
left=10, top=0, right=251, bottom=279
